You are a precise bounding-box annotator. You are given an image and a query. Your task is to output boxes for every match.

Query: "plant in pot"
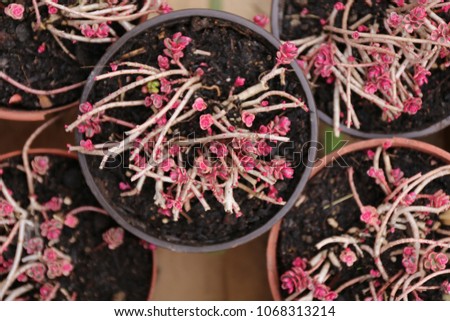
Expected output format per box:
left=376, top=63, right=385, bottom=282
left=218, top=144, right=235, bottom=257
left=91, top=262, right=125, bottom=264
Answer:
left=0, top=0, right=171, bottom=121
left=267, top=138, right=450, bottom=301
left=65, top=10, right=318, bottom=252
left=0, top=118, right=156, bottom=300
left=271, top=0, right=450, bottom=138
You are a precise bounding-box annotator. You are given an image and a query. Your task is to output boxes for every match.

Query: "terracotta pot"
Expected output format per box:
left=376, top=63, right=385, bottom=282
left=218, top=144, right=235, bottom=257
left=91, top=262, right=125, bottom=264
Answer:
left=266, top=137, right=450, bottom=300
left=0, top=148, right=157, bottom=300
left=270, top=0, right=450, bottom=139
left=75, top=9, right=319, bottom=252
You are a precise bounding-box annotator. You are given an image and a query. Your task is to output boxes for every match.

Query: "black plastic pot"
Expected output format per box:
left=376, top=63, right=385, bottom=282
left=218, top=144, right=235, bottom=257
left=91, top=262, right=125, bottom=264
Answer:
left=271, top=0, right=450, bottom=139
left=76, top=9, right=319, bottom=252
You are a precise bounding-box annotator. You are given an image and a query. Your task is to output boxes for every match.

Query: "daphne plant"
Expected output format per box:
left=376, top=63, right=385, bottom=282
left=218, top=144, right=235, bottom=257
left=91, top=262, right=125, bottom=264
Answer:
left=280, top=141, right=450, bottom=301
left=66, top=33, right=309, bottom=221
left=1, top=0, right=171, bottom=106
left=279, top=0, right=450, bottom=136
left=0, top=118, right=138, bottom=301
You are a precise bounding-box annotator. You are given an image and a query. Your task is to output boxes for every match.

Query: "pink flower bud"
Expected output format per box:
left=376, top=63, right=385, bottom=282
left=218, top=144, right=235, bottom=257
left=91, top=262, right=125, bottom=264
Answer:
left=38, top=43, right=46, bottom=54
left=64, top=215, right=79, bottom=228
left=276, top=42, right=298, bottom=65
left=199, top=114, right=214, bottom=130
left=403, top=97, right=422, bottom=115
left=119, top=182, right=131, bottom=191
left=241, top=111, right=255, bottom=128
left=4, top=3, right=24, bottom=20
left=334, top=2, right=345, bottom=11
left=253, top=14, right=269, bottom=28
left=192, top=97, right=207, bottom=111
left=79, top=102, right=93, bottom=113
left=80, top=139, right=95, bottom=152
left=158, top=55, right=170, bottom=70
left=44, top=197, right=62, bottom=212
left=32, top=156, right=50, bottom=175
left=234, top=77, right=246, bottom=87
left=339, top=247, right=357, bottom=267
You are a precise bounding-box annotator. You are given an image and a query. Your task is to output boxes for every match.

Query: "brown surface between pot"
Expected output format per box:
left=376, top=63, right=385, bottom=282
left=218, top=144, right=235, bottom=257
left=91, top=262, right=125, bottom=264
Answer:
left=75, top=9, right=318, bottom=252
left=0, top=148, right=157, bottom=300
left=270, top=0, right=450, bottom=139
left=266, top=137, right=450, bottom=301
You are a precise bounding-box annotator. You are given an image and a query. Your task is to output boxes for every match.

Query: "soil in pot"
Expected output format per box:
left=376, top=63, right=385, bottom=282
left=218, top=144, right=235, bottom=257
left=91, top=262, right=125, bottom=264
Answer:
left=0, top=0, right=161, bottom=111
left=276, top=144, right=450, bottom=300
left=275, top=0, right=450, bottom=135
left=69, top=13, right=314, bottom=248
left=0, top=152, right=154, bottom=300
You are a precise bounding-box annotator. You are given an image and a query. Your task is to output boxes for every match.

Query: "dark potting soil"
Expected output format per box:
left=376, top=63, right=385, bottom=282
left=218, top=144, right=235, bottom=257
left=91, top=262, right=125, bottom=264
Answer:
left=1, top=153, right=153, bottom=300
left=277, top=0, right=450, bottom=135
left=83, top=16, right=312, bottom=246
left=0, top=0, right=135, bottom=110
left=276, top=147, right=450, bottom=300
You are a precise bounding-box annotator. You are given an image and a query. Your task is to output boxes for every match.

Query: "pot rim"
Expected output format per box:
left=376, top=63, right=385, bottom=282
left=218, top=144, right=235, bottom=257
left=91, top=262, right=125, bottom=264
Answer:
left=266, top=137, right=450, bottom=300
left=0, top=102, right=78, bottom=122
left=75, top=8, right=319, bottom=253
left=270, top=0, right=450, bottom=139
left=0, top=148, right=157, bottom=300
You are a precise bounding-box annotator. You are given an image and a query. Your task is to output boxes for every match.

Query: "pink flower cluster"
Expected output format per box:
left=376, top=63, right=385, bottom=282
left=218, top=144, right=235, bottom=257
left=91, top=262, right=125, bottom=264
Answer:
left=32, top=156, right=50, bottom=176
left=403, top=6, right=427, bottom=33
left=314, top=44, right=334, bottom=79
left=40, top=219, right=63, bottom=241
left=80, top=23, right=110, bottom=38
left=276, top=42, right=298, bottom=66
left=339, top=247, right=357, bottom=267
left=280, top=257, right=338, bottom=300
left=102, top=227, right=124, bottom=250
left=360, top=206, right=380, bottom=227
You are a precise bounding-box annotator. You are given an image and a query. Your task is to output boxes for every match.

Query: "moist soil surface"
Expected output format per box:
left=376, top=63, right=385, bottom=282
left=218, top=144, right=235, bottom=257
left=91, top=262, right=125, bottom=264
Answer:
left=0, top=0, right=136, bottom=110
left=83, top=16, right=312, bottom=247
left=276, top=0, right=450, bottom=135
left=276, top=147, right=450, bottom=300
left=1, top=153, right=153, bottom=300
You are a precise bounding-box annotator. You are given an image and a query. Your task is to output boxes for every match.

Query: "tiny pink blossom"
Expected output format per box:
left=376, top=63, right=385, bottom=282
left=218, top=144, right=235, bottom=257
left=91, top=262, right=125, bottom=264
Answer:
left=340, top=247, right=357, bottom=267
left=391, top=168, right=405, bottom=186
left=424, top=251, right=448, bottom=272
left=38, top=43, right=46, bottom=54
left=300, top=8, right=309, bottom=16
left=158, top=2, right=173, bottom=14
left=80, top=139, right=95, bottom=152
left=413, top=65, right=431, bottom=86
left=403, top=6, right=427, bottom=33
left=403, top=97, right=422, bottom=115
left=110, top=63, right=118, bottom=71
left=40, top=219, right=63, bottom=241
left=314, top=44, right=334, bottom=78
left=158, top=55, right=170, bottom=70
left=276, top=42, right=298, bottom=65
left=39, top=283, right=54, bottom=300
left=96, top=23, right=110, bottom=38
left=383, top=140, right=393, bottom=150
left=44, top=197, right=62, bottom=212
left=119, top=182, right=131, bottom=191
left=271, top=116, right=291, bottom=136
left=64, top=215, right=79, bottom=228
left=429, top=190, right=450, bottom=208
left=377, top=73, right=393, bottom=92
left=48, top=6, right=58, bottom=15
left=366, top=149, right=375, bottom=160
left=4, top=3, right=24, bottom=20
left=360, top=206, right=379, bottom=226
left=241, top=111, right=255, bottom=128
left=79, top=102, right=93, bottom=113
left=32, top=156, right=50, bottom=175
left=61, top=261, right=73, bottom=276
left=80, top=24, right=95, bottom=38
left=402, top=246, right=417, bottom=274
left=24, top=237, right=44, bottom=255
left=234, top=77, right=246, bottom=87
left=292, top=257, right=307, bottom=269
left=26, top=263, right=46, bottom=282
left=192, top=97, right=207, bottom=111
left=199, top=114, right=214, bottom=130
left=334, top=2, right=345, bottom=11
left=103, top=227, right=124, bottom=250
left=351, top=31, right=360, bottom=39
left=441, top=280, right=450, bottom=294
left=161, top=158, right=175, bottom=172
left=357, top=25, right=369, bottom=32
left=0, top=200, right=14, bottom=218
left=42, top=248, right=59, bottom=262
left=403, top=192, right=417, bottom=206
left=150, top=94, right=164, bottom=109
left=370, top=269, right=381, bottom=277
left=253, top=14, right=269, bottom=28
left=387, top=12, right=403, bottom=28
